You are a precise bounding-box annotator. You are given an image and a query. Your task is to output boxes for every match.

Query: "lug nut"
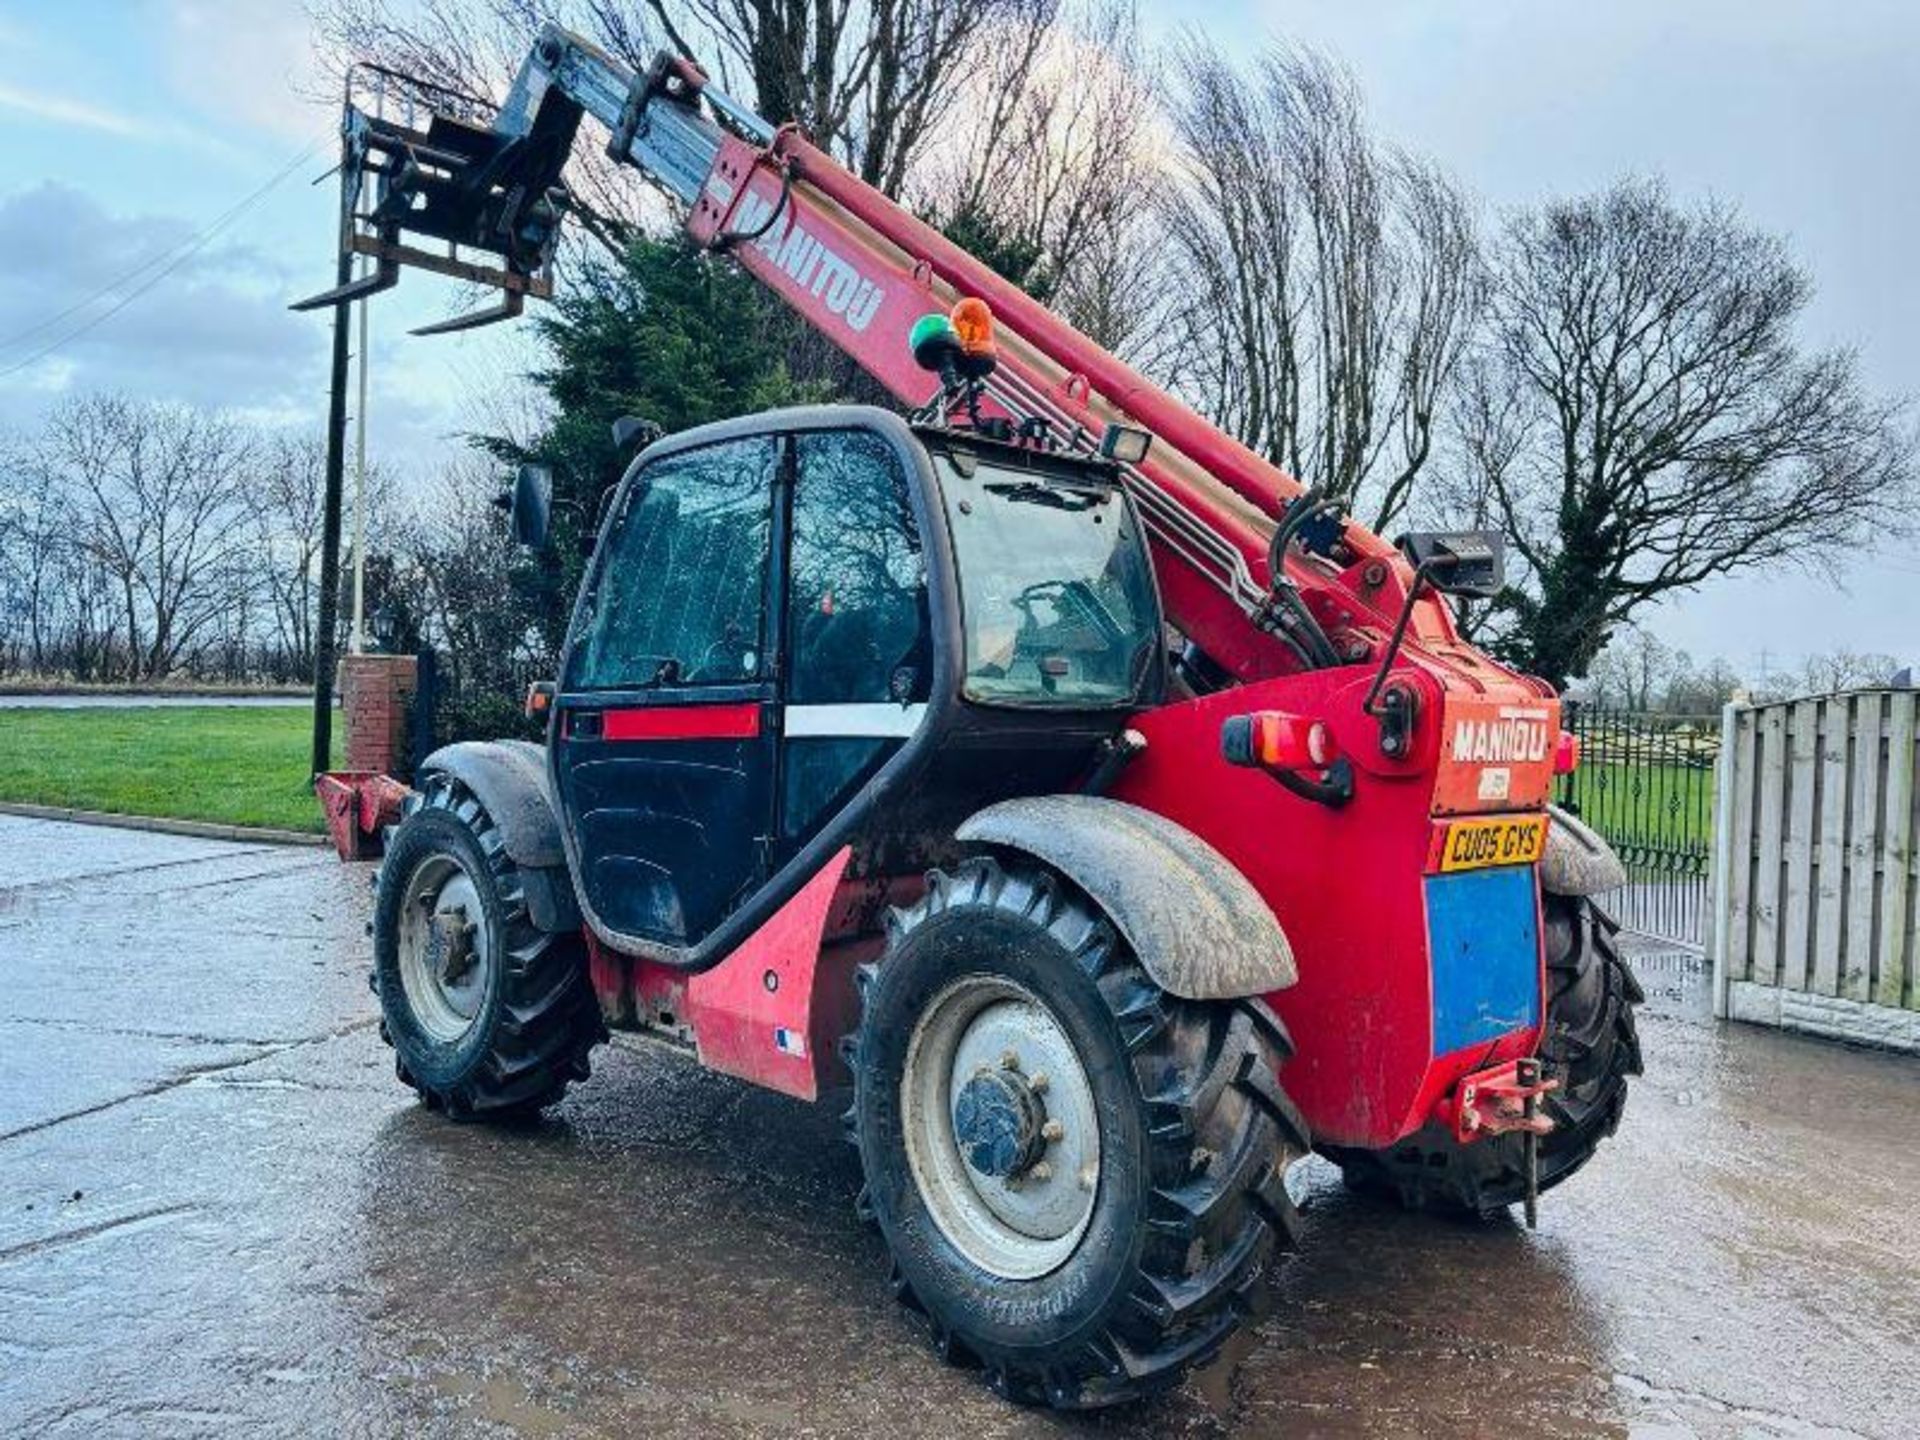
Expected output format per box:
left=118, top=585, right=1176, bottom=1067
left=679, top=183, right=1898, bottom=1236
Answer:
left=1078, top=1164, right=1097, bottom=1191
left=1041, top=1119, right=1064, bottom=1143
left=1000, top=1050, right=1021, bottom=1071
left=1029, top=1161, right=1053, bottom=1182
left=1027, top=1071, right=1049, bottom=1094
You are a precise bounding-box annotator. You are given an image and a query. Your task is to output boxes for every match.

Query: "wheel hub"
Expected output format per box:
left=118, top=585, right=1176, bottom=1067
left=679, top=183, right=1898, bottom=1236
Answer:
left=428, top=909, right=478, bottom=985
left=395, top=854, right=494, bottom=1045
left=900, top=976, right=1102, bottom=1281
left=952, top=1066, right=1048, bottom=1179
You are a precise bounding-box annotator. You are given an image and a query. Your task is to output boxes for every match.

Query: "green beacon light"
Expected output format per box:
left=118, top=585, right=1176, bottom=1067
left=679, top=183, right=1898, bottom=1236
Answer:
left=910, top=312, right=959, bottom=373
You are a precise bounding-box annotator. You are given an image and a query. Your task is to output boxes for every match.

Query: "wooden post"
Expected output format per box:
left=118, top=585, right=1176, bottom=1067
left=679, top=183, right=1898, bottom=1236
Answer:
left=1710, top=701, right=1741, bottom=1019
left=1877, top=692, right=1917, bottom=1011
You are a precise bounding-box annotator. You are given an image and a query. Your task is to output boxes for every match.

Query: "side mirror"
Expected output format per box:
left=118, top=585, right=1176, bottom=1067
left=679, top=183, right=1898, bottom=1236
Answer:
left=1398, top=530, right=1505, bottom=599
left=611, top=414, right=661, bottom=452
left=508, top=464, right=553, bottom=550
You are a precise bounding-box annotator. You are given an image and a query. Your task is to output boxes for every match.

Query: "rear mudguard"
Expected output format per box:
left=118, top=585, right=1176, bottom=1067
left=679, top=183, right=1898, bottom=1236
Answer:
left=417, top=740, right=580, bottom=933
left=955, top=795, right=1296, bottom=1001
left=1540, top=804, right=1626, bottom=897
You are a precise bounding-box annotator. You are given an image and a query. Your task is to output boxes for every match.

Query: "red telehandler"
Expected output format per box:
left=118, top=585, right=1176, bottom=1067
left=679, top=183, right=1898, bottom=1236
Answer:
left=299, top=25, right=1642, bottom=1408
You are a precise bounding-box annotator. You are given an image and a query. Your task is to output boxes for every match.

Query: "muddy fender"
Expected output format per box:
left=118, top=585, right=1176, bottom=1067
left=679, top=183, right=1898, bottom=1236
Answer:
left=417, top=740, right=579, bottom=932
left=954, top=795, right=1295, bottom=1000
left=1540, top=804, right=1626, bottom=897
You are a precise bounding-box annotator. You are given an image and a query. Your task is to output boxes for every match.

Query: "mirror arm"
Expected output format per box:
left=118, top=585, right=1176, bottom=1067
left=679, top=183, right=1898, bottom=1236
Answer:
left=1362, top=558, right=1443, bottom=718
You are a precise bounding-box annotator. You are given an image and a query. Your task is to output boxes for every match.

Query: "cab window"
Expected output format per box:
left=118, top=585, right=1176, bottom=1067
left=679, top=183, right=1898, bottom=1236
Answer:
left=566, top=437, right=776, bottom=690
left=787, top=431, right=928, bottom=704
left=781, top=430, right=929, bottom=842
left=935, top=452, right=1158, bottom=707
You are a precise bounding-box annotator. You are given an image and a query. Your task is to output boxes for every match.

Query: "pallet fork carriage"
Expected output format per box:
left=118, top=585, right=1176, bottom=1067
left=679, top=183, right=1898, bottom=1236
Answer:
left=297, top=24, right=1643, bottom=1409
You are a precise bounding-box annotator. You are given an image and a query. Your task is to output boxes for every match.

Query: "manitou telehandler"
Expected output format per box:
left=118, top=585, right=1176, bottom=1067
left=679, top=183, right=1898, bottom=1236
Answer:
left=300, top=25, right=1642, bottom=1408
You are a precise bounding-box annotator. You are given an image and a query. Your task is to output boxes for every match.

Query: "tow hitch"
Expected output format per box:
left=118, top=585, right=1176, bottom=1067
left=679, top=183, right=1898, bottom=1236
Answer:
left=1438, top=1057, right=1559, bottom=1227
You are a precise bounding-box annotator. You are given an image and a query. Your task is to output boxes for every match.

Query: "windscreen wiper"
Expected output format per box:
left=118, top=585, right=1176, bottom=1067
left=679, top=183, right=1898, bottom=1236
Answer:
left=984, top=480, right=1102, bottom=512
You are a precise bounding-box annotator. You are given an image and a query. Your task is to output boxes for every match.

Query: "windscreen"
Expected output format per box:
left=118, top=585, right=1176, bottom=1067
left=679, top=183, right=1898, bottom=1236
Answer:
left=935, top=449, right=1159, bottom=707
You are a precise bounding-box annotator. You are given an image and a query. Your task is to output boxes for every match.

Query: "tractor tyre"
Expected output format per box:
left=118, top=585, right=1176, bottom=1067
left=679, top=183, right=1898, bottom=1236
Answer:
left=372, top=773, right=604, bottom=1121
left=1324, top=891, right=1644, bottom=1217
left=845, top=856, right=1309, bottom=1408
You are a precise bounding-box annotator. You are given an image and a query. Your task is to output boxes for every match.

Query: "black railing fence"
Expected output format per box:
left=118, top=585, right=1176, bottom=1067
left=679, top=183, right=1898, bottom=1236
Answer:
left=1554, top=703, right=1717, bottom=949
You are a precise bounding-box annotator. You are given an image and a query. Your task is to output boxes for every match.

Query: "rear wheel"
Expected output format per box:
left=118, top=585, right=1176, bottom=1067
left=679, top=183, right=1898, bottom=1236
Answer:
left=1325, top=891, right=1643, bottom=1216
left=373, top=774, right=604, bottom=1120
left=847, top=857, right=1309, bottom=1408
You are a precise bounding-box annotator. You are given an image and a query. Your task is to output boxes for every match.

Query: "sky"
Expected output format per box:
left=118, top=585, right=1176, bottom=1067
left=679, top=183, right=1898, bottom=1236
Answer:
left=2, top=0, right=1916, bottom=680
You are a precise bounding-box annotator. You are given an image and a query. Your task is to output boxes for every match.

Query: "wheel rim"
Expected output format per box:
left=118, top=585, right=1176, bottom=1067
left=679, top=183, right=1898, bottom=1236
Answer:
left=395, top=852, right=494, bottom=1045
left=900, top=975, right=1102, bottom=1281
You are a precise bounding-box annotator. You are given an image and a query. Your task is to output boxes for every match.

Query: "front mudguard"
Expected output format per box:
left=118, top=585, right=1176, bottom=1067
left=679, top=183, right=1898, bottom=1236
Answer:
left=416, top=739, right=580, bottom=934
left=955, top=795, right=1296, bottom=1001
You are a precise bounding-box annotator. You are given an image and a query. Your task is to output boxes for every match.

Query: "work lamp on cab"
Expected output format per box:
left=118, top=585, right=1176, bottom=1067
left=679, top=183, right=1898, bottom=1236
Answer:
left=1099, top=423, right=1153, bottom=465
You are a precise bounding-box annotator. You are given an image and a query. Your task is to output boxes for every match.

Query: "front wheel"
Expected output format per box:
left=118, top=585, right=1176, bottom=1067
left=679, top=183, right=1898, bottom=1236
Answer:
left=847, top=857, right=1309, bottom=1408
left=372, top=774, right=604, bottom=1120
left=1324, top=891, right=1644, bottom=1216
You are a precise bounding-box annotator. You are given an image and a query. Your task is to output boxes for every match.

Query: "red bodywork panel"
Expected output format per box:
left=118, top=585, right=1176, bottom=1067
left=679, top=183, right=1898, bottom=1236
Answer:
left=314, top=770, right=410, bottom=860
left=1111, top=675, right=1554, bottom=1147
left=590, top=703, right=762, bottom=742
left=589, top=847, right=903, bottom=1101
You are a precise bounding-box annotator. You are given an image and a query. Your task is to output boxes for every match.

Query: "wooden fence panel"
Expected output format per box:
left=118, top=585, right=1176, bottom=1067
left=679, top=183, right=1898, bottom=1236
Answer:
left=1751, top=705, right=1787, bottom=990
left=1780, top=700, right=1819, bottom=991
left=1713, top=689, right=1920, bottom=1051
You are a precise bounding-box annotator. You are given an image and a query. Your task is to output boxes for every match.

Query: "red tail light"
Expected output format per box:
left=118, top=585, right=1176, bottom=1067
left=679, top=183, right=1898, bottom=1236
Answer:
left=1553, top=730, right=1581, bottom=775
left=1222, top=710, right=1337, bottom=772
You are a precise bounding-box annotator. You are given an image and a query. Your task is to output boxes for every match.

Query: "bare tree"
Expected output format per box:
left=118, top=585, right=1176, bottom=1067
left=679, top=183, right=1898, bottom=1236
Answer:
left=1584, top=624, right=1675, bottom=710
left=244, top=433, right=395, bottom=679
left=1465, top=179, right=1916, bottom=689
left=912, top=2, right=1158, bottom=329
left=1794, top=648, right=1901, bottom=696
left=42, top=396, right=259, bottom=682
left=1158, top=40, right=1482, bottom=533
left=0, top=441, right=74, bottom=673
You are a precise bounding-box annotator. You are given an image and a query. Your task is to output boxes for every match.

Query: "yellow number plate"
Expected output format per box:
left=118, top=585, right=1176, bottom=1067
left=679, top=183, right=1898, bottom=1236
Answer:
left=1440, top=815, right=1547, bottom=873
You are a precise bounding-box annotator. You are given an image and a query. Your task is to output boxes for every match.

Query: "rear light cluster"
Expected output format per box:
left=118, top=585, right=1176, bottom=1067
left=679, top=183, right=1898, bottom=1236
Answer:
left=1221, top=710, right=1337, bottom=773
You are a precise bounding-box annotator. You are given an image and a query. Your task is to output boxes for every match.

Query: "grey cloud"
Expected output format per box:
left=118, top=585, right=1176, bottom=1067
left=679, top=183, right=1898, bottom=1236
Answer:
left=0, top=181, right=323, bottom=425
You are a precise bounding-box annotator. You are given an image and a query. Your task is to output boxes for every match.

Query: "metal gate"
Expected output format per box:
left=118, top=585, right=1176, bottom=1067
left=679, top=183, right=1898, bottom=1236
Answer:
left=1555, top=704, right=1718, bottom=949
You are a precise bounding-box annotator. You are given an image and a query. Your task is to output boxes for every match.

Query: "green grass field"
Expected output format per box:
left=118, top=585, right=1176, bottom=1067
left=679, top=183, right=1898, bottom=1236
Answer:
left=0, top=706, right=336, bottom=834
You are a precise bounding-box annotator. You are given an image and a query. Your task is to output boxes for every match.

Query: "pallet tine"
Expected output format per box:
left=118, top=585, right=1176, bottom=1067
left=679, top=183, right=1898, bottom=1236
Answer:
left=290, top=254, right=399, bottom=312
left=409, top=289, right=524, bottom=336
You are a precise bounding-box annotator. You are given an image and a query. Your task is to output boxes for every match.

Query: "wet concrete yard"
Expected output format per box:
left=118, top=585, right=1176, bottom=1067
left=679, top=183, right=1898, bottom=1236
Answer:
left=3, top=815, right=1918, bottom=1437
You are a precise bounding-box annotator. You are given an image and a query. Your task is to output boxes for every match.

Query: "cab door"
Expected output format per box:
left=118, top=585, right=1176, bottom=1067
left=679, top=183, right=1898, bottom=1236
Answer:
left=773, top=428, right=933, bottom=862
left=551, top=435, right=782, bottom=949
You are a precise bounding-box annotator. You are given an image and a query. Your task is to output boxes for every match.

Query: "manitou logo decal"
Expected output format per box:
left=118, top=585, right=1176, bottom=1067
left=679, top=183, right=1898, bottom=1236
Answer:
left=727, top=186, right=886, bottom=334
left=1434, top=701, right=1559, bottom=815
left=1450, top=709, right=1552, bottom=765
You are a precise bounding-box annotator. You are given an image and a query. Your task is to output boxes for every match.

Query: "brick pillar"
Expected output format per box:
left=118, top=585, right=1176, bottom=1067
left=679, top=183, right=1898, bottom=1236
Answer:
left=338, top=653, right=419, bottom=777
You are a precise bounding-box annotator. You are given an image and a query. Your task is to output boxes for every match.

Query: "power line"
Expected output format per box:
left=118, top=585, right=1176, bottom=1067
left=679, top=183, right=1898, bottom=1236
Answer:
left=0, top=134, right=327, bottom=379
